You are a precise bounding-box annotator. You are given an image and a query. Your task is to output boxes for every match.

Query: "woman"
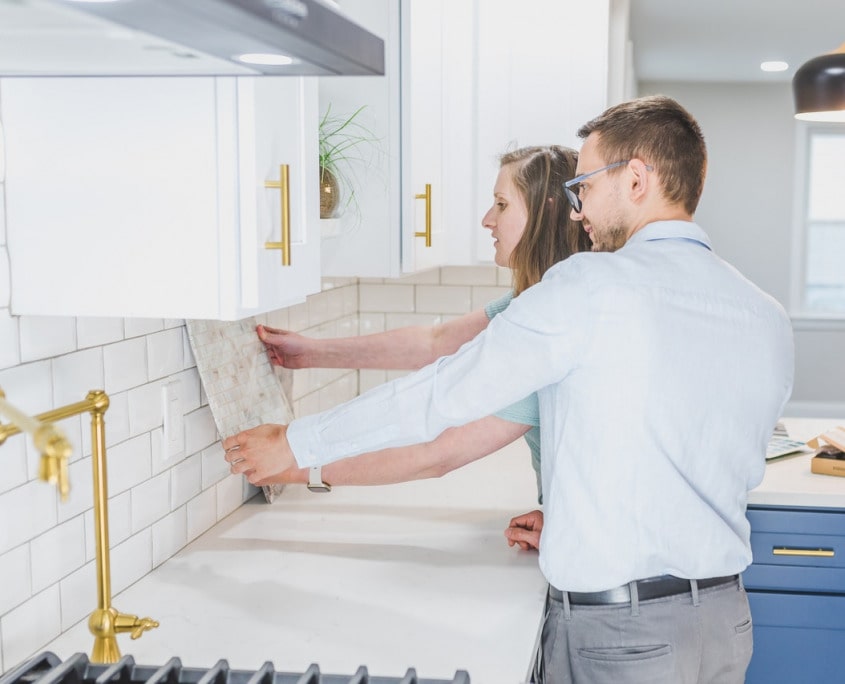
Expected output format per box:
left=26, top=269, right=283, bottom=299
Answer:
left=259, top=145, right=589, bottom=550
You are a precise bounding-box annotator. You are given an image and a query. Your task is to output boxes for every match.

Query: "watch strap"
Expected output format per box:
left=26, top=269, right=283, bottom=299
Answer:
left=307, top=466, right=331, bottom=492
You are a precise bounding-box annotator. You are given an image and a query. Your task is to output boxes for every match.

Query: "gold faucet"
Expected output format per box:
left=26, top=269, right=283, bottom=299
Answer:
left=0, top=387, right=159, bottom=662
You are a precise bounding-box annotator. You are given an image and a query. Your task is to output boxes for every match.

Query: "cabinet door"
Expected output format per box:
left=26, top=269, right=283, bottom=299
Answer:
left=1, top=76, right=319, bottom=320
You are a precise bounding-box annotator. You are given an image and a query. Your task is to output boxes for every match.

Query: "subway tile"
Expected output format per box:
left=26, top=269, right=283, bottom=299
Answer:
left=171, top=453, right=201, bottom=509
left=384, top=312, right=441, bottom=330
left=496, top=266, right=513, bottom=286
left=146, top=328, right=184, bottom=381
left=164, top=319, right=184, bottom=330
left=386, top=369, right=413, bottom=382
left=321, top=276, right=358, bottom=290
left=76, top=317, right=124, bottom=350
left=415, top=285, right=472, bottom=315
left=127, top=381, right=163, bottom=437
left=293, top=390, right=321, bottom=419
left=389, top=269, right=440, bottom=285
left=106, top=434, right=152, bottom=497
left=30, top=515, right=85, bottom=593
left=440, top=265, right=498, bottom=286
left=286, top=301, right=309, bottom=332
left=342, top=285, right=358, bottom=317
left=263, top=307, right=290, bottom=332
left=357, top=277, right=386, bottom=285
left=110, top=529, right=151, bottom=595
left=0, top=308, right=20, bottom=370
left=215, top=475, right=244, bottom=521
left=104, top=490, right=133, bottom=552
left=59, top=561, right=95, bottom=631
left=358, top=313, right=385, bottom=335
left=124, top=318, right=164, bottom=338
left=101, top=390, right=130, bottom=448
left=318, top=373, right=357, bottom=411
left=471, top=286, right=511, bottom=311
left=0, top=544, right=31, bottom=615
left=336, top=314, right=358, bottom=338
left=0, top=434, right=27, bottom=495
left=181, top=326, right=195, bottom=371
left=152, top=507, right=187, bottom=568
left=19, top=316, right=76, bottom=363
left=52, top=348, right=104, bottom=408
left=103, top=338, right=147, bottom=394
left=0, top=192, right=5, bottom=242
left=0, top=249, right=9, bottom=307
left=290, top=367, right=313, bottom=402
left=56, top=455, right=92, bottom=525
left=0, top=479, right=57, bottom=556
left=184, top=405, right=217, bottom=456
left=358, top=369, right=386, bottom=395
left=0, top=360, right=52, bottom=417
left=305, top=290, right=331, bottom=328
left=200, top=443, right=228, bottom=489
left=174, top=368, right=202, bottom=414
left=130, top=471, right=170, bottom=534
left=186, top=488, right=216, bottom=542
left=359, top=284, right=415, bottom=313
left=0, top=584, right=61, bottom=673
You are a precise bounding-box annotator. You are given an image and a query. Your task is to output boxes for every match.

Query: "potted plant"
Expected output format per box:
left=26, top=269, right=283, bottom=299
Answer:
left=318, top=104, right=380, bottom=220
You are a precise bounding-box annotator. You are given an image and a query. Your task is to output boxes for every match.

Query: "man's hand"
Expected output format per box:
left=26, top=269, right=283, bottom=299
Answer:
left=222, top=424, right=296, bottom=485
left=504, top=509, right=544, bottom=551
left=256, top=324, right=313, bottom=369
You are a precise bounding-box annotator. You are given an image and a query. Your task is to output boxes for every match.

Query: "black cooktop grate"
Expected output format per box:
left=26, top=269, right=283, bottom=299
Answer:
left=0, top=653, right=470, bottom=684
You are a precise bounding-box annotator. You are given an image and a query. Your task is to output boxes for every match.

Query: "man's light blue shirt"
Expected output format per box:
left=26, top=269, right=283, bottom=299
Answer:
left=288, top=221, right=794, bottom=591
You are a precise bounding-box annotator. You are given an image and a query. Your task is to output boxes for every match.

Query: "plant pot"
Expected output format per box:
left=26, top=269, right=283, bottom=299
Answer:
left=319, top=166, right=341, bottom=219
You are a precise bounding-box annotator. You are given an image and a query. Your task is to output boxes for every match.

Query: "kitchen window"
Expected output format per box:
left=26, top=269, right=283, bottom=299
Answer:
left=792, top=125, right=845, bottom=316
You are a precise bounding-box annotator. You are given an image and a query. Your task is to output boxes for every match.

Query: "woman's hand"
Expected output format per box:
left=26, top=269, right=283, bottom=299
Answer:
left=504, top=509, right=544, bottom=551
left=257, top=324, right=314, bottom=368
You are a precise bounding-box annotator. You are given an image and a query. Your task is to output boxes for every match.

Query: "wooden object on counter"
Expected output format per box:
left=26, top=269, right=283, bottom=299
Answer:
left=811, top=449, right=845, bottom=477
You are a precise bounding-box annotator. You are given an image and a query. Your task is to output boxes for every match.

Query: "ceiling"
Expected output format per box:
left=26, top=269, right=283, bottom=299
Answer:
left=629, top=0, right=845, bottom=83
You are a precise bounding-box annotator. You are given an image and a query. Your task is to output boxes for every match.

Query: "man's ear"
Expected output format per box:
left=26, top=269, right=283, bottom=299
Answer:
left=628, top=159, right=652, bottom=203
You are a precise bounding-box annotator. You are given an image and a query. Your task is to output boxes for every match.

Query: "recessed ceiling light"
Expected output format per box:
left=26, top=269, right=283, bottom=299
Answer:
left=760, top=61, right=789, bottom=73
left=236, top=53, right=294, bottom=66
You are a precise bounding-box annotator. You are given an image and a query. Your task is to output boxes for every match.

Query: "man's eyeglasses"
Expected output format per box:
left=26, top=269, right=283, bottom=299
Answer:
left=563, top=160, right=630, bottom=213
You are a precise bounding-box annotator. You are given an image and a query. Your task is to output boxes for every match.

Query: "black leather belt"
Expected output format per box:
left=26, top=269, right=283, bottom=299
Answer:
left=549, top=574, right=739, bottom=605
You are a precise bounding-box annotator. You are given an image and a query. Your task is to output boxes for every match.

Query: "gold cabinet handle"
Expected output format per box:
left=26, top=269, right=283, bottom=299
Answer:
left=414, top=183, right=432, bottom=247
left=264, top=164, right=291, bottom=266
left=772, top=547, right=835, bottom=558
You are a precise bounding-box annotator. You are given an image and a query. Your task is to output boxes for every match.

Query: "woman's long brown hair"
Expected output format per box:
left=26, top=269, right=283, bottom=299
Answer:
left=501, top=146, right=591, bottom=296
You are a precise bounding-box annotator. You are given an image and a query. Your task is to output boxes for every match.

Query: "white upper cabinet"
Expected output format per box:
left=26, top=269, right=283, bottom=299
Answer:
left=320, top=0, right=621, bottom=275
left=0, top=75, right=320, bottom=320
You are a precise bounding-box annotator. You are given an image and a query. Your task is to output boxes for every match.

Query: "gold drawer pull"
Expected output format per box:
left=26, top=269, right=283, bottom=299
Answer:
left=265, top=164, right=291, bottom=266
left=414, top=183, right=432, bottom=247
left=772, top=547, right=835, bottom=558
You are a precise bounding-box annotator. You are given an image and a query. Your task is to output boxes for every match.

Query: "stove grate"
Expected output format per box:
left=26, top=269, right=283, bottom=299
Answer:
left=0, top=654, right=470, bottom=684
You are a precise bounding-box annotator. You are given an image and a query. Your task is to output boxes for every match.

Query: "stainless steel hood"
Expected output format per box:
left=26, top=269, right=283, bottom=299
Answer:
left=0, top=0, right=385, bottom=77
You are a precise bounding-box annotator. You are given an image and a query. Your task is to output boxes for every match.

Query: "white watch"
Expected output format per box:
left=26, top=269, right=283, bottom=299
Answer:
left=307, top=466, right=331, bottom=493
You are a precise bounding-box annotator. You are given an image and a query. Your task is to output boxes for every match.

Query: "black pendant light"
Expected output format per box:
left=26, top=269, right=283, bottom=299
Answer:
left=792, top=43, right=845, bottom=121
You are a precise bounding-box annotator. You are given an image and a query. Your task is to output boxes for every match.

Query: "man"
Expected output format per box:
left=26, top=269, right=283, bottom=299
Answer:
left=224, top=95, right=794, bottom=683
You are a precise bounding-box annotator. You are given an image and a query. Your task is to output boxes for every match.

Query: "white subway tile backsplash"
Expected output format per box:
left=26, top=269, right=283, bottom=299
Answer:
left=0, top=585, right=61, bottom=672
left=59, top=561, right=95, bottom=631
left=104, top=491, right=132, bottom=553
left=152, top=507, right=186, bottom=567
left=200, top=443, right=228, bottom=489
left=30, top=516, right=85, bottom=593
left=0, top=545, right=31, bottom=615
left=106, top=434, right=152, bottom=498
left=0, top=480, right=57, bottom=556
left=52, top=348, right=104, bottom=409
left=186, top=488, right=216, bottom=542
left=124, top=319, right=164, bottom=338
left=0, top=250, right=10, bottom=308
left=76, top=317, right=124, bottom=350
left=391, top=269, right=441, bottom=285
left=358, top=313, right=385, bottom=335
left=215, top=474, right=245, bottom=520
left=103, top=338, right=147, bottom=394
left=0, top=308, right=20, bottom=370
left=287, top=301, right=309, bottom=332
left=496, top=267, right=513, bottom=286
left=147, top=328, right=184, bottom=381
left=415, top=285, right=472, bottom=315
left=384, top=313, right=440, bottom=331
left=359, top=284, right=415, bottom=313
left=56, top=457, right=93, bottom=525
left=174, top=368, right=202, bottom=414
left=171, top=453, right=201, bottom=509
left=130, top=471, right=170, bottom=534
left=184, top=405, right=217, bottom=456
left=110, top=528, right=151, bottom=595
left=0, top=436, right=26, bottom=495
left=471, top=286, right=511, bottom=311
left=440, top=265, right=498, bottom=286
left=127, top=382, right=163, bottom=437
left=0, top=360, right=52, bottom=416
left=358, top=369, right=387, bottom=394
left=101, top=390, right=131, bottom=449
left=18, top=316, right=76, bottom=363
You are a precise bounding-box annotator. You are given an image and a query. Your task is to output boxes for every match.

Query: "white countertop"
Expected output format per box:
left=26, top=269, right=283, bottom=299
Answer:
left=42, top=440, right=547, bottom=684
left=748, top=417, right=845, bottom=509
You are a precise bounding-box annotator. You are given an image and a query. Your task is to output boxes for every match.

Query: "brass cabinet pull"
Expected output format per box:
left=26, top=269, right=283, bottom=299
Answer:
left=414, top=183, right=432, bottom=247
left=264, top=164, right=291, bottom=266
left=772, top=547, right=835, bottom=558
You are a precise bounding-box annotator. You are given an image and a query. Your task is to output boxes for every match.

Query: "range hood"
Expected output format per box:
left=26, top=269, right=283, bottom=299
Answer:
left=0, top=0, right=385, bottom=77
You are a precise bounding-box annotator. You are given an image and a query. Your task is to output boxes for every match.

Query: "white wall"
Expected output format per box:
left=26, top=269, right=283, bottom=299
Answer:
left=640, top=80, right=845, bottom=414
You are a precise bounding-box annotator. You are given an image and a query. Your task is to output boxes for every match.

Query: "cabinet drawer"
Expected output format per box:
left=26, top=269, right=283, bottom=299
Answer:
left=747, top=506, right=845, bottom=569
left=746, top=591, right=845, bottom=683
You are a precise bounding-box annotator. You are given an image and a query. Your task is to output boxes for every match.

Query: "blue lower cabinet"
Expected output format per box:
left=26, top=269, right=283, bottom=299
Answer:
left=745, top=591, right=845, bottom=683
left=744, top=505, right=845, bottom=683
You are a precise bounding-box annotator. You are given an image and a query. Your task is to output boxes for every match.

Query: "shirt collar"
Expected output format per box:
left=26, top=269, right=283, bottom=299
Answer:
left=624, top=220, right=712, bottom=251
